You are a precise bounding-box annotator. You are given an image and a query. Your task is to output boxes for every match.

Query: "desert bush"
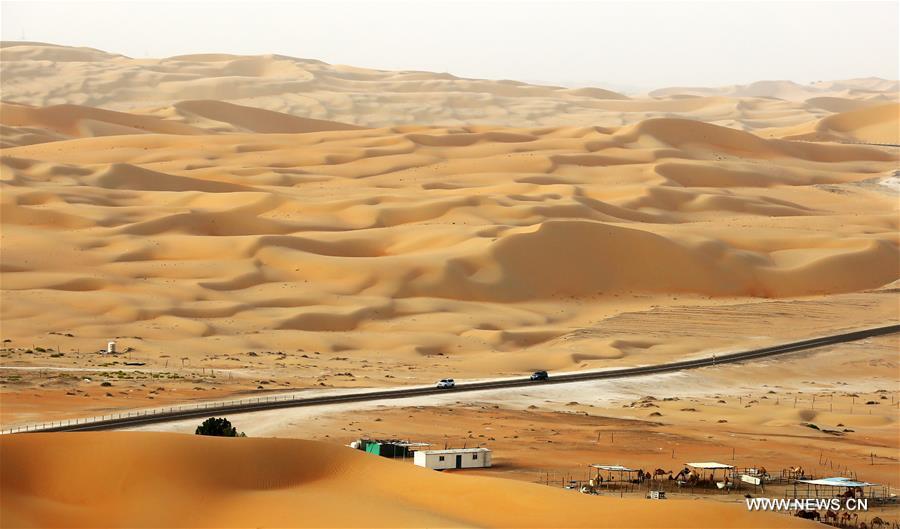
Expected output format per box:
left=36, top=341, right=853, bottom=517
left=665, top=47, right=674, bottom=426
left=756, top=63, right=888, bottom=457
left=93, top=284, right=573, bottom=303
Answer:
left=195, top=417, right=245, bottom=437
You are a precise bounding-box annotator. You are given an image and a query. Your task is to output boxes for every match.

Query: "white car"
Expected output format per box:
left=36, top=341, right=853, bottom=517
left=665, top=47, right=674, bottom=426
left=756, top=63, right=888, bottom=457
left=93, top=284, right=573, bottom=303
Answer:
left=436, top=378, right=455, bottom=389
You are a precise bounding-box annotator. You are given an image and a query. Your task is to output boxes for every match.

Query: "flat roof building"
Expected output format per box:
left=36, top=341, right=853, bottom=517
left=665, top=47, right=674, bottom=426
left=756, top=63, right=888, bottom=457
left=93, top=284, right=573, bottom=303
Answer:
left=414, top=448, right=492, bottom=470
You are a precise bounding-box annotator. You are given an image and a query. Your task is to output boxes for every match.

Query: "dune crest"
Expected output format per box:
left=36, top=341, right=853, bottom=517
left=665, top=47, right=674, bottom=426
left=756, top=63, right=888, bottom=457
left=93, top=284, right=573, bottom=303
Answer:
left=789, top=103, right=900, bottom=144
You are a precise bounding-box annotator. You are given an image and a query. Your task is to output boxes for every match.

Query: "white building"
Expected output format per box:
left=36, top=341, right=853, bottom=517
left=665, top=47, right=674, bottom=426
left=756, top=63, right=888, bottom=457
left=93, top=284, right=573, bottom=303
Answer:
left=414, top=448, right=492, bottom=470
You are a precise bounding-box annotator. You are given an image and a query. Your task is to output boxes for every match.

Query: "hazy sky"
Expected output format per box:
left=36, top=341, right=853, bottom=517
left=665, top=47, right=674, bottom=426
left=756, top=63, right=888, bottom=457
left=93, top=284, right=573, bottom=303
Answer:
left=2, top=0, right=897, bottom=91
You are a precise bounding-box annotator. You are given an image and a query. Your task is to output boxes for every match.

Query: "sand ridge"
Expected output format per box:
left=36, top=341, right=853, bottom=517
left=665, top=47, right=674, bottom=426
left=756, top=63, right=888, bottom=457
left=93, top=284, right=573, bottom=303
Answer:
left=2, top=41, right=897, bottom=136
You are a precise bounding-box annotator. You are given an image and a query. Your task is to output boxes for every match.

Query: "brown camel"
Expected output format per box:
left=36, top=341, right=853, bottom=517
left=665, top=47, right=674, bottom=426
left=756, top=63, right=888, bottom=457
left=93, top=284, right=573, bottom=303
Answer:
left=824, top=510, right=838, bottom=524
left=653, top=468, right=671, bottom=480
left=789, top=465, right=804, bottom=478
left=840, top=512, right=858, bottom=527
left=870, top=517, right=886, bottom=529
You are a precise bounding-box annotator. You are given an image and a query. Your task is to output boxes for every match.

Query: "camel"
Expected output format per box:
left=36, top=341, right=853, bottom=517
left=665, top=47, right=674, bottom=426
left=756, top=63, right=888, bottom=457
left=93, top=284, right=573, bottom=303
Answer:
left=673, top=467, right=691, bottom=481
left=870, top=517, right=886, bottom=529
left=840, top=512, right=858, bottom=527
left=653, top=468, right=671, bottom=480
left=794, top=510, right=821, bottom=521
left=789, top=466, right=804, bottom=478
left=824, top=510, right=838, bottom=524
left=756, top=466, right=768, bottom=478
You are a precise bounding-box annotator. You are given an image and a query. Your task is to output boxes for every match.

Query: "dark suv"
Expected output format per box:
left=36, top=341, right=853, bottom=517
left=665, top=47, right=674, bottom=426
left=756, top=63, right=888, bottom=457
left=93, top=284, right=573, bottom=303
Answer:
left=530, top=370, right=549, bottom=381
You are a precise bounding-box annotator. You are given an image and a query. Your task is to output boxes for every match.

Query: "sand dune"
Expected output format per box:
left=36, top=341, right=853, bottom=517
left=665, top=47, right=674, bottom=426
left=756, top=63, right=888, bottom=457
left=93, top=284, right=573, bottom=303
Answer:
left=0, top=101, right=205, bottom=137
left=0, top=432, right=810, bottom=528
left=3, top=42, right=896, bottom=132
left=171, top=100, right=365, bottom=133
left=794, top=103, right=899, bottom=144
left=1, top=108, right=897, bottom=376
left=650, top=78, right=899, bottom=102
left=0, top=100, right=363, bottom=147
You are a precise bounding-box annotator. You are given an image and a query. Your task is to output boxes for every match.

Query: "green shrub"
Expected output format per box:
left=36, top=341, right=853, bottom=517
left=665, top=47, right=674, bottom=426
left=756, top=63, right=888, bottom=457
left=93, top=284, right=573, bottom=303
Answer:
left=195, top=417, right=245, bottom=437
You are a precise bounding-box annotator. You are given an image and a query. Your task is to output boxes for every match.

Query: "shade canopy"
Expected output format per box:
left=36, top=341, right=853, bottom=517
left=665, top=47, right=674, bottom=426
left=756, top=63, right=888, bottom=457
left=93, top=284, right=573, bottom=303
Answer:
left=590, top=465, right=637, bottom=472
left=796, top=477, right=876, bottom=488
left=686, top=462, right=734, bottom=470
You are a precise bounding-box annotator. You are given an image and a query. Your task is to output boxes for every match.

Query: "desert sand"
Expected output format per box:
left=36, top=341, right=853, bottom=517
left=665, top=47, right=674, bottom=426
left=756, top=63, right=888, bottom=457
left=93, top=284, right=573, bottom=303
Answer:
left=0, top=42, right=898, bottom=528
left=2, top=42, right=897, bottom=133
left=0, top=432, right=816, bottom=528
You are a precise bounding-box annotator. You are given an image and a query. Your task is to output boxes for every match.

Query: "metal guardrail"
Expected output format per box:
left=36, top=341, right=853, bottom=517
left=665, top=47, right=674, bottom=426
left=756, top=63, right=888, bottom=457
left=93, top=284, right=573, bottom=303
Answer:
left=2, top=324, right=897, bottom=434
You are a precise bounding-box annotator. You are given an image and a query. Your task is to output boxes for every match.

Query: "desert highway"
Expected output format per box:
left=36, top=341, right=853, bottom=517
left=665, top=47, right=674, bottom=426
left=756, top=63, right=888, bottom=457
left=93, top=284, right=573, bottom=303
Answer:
left=6, top=324, right=899, bottom=434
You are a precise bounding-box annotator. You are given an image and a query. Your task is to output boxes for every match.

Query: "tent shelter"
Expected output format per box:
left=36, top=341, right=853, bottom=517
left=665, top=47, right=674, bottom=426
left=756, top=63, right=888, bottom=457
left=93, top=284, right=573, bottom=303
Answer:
left=792, top=477, right=881, bottom=500
left=587, top=465, right=643, bottom=493
left=683, top=462, right=735, bottom=489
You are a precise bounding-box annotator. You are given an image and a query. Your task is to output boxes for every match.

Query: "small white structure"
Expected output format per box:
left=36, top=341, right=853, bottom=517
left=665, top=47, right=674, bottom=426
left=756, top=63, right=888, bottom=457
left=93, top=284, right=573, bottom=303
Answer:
left=686, top=462, right=734, bottom=471
left=414, top=448, right=491, bottom=470
left=106, top=341, right=116, bottom=354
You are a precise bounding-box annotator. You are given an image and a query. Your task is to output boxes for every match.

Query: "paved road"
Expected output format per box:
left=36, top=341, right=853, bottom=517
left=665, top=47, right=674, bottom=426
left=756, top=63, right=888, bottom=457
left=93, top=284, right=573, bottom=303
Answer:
left=5, top=324, right=898, bottom=434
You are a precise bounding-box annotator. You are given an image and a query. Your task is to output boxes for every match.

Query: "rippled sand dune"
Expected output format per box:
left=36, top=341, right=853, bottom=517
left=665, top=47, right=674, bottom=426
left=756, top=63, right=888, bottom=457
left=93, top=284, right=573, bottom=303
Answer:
left=0, top=41, right=898, bottom=383
left=2, top=100, right=897, bottom=375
